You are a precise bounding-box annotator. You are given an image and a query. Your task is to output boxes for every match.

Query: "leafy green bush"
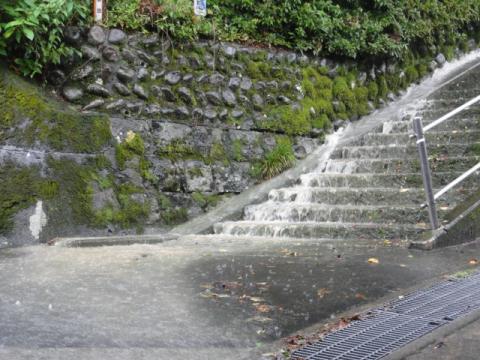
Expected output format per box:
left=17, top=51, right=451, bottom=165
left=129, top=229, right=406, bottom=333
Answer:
left=208, top=0, right=480, bottom=59
left=0, top=0, right=89, bottom=77
left=107, top=0, right=212, bottom=40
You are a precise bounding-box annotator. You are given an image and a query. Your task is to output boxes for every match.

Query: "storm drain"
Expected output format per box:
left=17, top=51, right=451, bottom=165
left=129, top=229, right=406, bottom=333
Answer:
left=292, top=272, right=480, bottom=360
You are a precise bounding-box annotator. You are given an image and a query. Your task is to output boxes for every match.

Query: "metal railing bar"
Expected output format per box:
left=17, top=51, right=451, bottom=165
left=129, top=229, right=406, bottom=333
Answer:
left=413, top=117, right=440, bottom=229
left=424, top=94, right=480, bottom=133
left=434, top=162, right=480, bottom=200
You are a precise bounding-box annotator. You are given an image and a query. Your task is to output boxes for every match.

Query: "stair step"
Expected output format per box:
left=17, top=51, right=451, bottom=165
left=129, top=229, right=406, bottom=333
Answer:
left=381, top=117, right=480, bottom=134
left=267, top=186, right=468, bottom=206
left=417, top=106, right=480, bottom=122
left=324, top=156, right=479, bottom=174
left=298, top=172, right=479, bottom=188
left=349, top=130, right=480, bottom=146
left=331, top=143, right=480, bottom=159
left=213, top=221, right=425, bottom=240
left=243, top=203, right=448, bottom=224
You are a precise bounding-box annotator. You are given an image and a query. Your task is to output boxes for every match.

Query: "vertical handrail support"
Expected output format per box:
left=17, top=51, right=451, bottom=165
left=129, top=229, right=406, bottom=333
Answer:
left=413, top=117, right=440, bottom=230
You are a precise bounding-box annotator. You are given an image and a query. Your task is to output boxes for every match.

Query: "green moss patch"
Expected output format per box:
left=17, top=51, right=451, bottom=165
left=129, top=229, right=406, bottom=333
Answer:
left=0, top=67, right=111, bottom=153
left=0, top=163, right=42, bottom=234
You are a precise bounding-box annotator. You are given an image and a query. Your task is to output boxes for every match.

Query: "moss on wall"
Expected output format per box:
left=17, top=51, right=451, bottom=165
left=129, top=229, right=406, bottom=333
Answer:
left=0, top=68, right=111, bottom=153
left=0, top=163, right=41, bottom=234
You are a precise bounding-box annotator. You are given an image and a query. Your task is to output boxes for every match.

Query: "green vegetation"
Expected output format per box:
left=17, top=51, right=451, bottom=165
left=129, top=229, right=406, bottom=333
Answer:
left=48, top=158, right=149, bottom=230
left=106, top=0, right=479, bottom=61
left=157, top=139, right=203, bottom=161
left=260, top=66, right=333, bottom=136
left=0, top=0, right=89, bottom=77
left=231, top=139, right=245, bottom=161
left=257, top=137, right=296, bottom=180
left=115, top=131, right=145, bottom=170
left=192, top=192, right=220, bottom=211
left=107, top=0, right=212, bottom=41
left=158, top=194, right=188, bottom=225
left=0, top=68, right=111, bottom=152
left=2, top=1, right=480, bottom=77
left=0, top=164, right=40, bottom=234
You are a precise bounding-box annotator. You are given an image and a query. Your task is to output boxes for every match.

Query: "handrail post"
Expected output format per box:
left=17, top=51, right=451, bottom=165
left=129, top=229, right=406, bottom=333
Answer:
left=413, top=117, right=440, bottom=230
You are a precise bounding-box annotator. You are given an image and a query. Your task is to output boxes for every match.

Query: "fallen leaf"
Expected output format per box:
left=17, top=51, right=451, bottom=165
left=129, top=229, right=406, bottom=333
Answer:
left=469, top=259, right=478, bottom=265
left=256, top=304, right=272, bottom=313
left=199, top=290, right=230, bottom=299
left=355, top=293, right=367, bottom=300
left=247, top=316, right=273, bottom=323
left=368, top=258, right=379, bottom=264
left=249, top=296, right=265, bottom=302
left=213, top=281, right=241, bottom=290
left=216, top=293, right=231, bottom=298
left=399, top=188, right=409, bottom=193
left=317, top=288, right=331, bottom=299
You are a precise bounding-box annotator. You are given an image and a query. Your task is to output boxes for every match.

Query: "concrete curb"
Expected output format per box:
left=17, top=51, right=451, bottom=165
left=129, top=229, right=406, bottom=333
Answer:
left=410, top=198, right=480, bottom=250
left=385, top=307, right=480, bottom=360
left=53, top=234, right=178, bottom=247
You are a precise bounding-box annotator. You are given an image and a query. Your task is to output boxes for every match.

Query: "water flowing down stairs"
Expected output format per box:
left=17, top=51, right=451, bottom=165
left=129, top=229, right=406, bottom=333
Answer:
left=212, top=68, right=480, bottom=243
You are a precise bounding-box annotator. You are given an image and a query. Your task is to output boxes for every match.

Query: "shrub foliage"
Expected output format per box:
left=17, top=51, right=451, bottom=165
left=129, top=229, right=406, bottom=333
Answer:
left=0, top=0, right=89, bottom=77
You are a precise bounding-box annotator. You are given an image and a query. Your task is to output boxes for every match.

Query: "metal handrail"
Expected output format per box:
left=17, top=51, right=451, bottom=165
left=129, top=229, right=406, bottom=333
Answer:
left=413, top=94, right=480, bottom=230
left=424, top=95, right=480, bottom=132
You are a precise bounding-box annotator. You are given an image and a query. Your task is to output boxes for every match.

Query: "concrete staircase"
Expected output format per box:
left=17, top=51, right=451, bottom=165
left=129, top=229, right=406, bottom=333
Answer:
left=212, top=67, right=480, bottom=242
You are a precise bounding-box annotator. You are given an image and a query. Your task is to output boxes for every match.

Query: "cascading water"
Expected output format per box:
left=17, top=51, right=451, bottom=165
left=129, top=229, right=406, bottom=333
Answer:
left=211, top=55, right=480, bottom=241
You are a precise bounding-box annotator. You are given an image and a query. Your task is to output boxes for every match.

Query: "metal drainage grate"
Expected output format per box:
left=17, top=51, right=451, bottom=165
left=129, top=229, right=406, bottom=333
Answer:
left=386, top=277, right=480, bottom=321
left=292, top=271, right=480, bottom=360
left=291, top=311, right=442, bottom=360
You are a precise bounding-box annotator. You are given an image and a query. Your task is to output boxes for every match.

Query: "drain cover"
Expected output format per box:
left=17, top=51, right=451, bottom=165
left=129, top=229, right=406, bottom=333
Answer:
left=386, top=276, right=480, bottom=321
left=292, top=272, right=480, bottom=360
left=292, top=311, right=442, bottom=360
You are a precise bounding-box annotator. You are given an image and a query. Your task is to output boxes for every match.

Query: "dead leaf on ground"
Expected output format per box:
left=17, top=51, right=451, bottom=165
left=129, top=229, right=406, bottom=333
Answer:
left=469, top=259, right=478, bottom=265
left=250, top=296, right=265, bottom=302
left=317, top=288, right=331, bottom=299
left=367, top=257, right=379, bottom=264
left=214, top=281, right=241, bottom=290
left=246, top=316, right=273, bottom=323
left=199, top=290, right=230, bottom=299
left=355, top=293, right=367, bottom=301
left=256, top=304, right=272, bottom=313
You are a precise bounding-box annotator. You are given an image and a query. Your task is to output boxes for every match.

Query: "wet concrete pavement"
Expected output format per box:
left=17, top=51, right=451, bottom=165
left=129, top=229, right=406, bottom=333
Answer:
left=1, top=236, right=480, bottom=359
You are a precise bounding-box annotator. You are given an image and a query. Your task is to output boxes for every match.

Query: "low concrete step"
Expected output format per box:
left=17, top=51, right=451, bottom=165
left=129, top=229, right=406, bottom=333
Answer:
left=324, top=156, right=479, bottom=174
left=267, top=186, right=468, bottom=206
left=298, top=172, right=479, bottom=189
left=331, top=143, right=480, bottom=159
left=349, top=130, right=480, bottom=146
left=243, top=203, right=447, bottom=224
left=214, top=221, right=425, bottom=240
left=381, top=117, right=480, bottom=134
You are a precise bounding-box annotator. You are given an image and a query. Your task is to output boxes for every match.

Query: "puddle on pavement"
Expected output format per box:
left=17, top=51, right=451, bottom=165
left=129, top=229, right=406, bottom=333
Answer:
left=185, top=239, right=480, bottom=342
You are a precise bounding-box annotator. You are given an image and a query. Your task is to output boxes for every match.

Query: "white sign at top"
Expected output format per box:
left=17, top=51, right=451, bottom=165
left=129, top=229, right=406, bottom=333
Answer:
left=94, top=0, right=103, bottom=22
left=194, top=0, right=207, bottom=17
